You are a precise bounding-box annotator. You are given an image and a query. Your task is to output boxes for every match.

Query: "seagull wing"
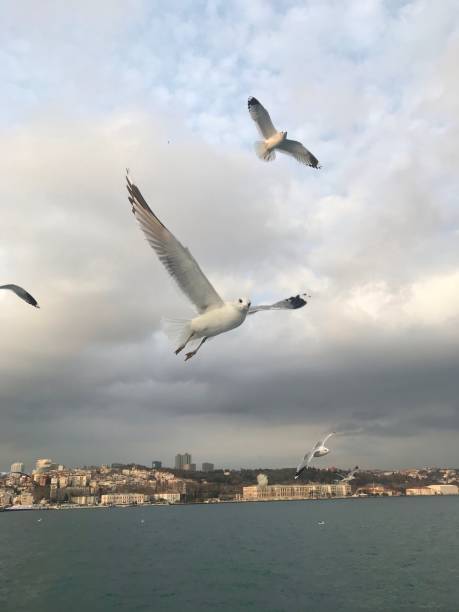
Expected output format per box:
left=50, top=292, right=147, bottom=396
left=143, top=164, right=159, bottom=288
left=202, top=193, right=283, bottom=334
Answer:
left=295, top=451, right=313, bottom=477
left=276, top=139, right=320, bottom=168
left=248, top=97, right=277, bottom=139
left=0, top=284, right=39, bottom=308
left=321, top=432, right=336, bottom=446
left=126, top=175, right=224, bottom=314
left=248, top=293, right=308, bottom=315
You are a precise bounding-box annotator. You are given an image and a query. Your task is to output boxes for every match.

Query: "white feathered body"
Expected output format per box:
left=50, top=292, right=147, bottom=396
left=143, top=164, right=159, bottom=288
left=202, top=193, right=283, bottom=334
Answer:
left=313, top=446, right=330, bottom=458
left=266, top=131, right=286, bottom=151
left=191, top=303, right=248, bottom=339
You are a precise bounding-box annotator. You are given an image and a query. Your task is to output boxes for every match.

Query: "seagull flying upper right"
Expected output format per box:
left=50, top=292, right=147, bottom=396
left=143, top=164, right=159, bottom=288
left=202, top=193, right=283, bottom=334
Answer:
left=248, top=96, right=320, bottom=168
left=294, top=432, right=335, bottom=480
left=0, top=284, right=39, bottom=308
left=126, top=173, right=308, bottom=361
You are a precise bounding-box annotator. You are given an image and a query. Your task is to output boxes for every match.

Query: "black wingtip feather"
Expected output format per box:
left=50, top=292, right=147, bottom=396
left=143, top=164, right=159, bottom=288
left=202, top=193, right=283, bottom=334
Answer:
left=248, top=96, right=260, bottom=108
left=288, top=294, right=307, bottom=309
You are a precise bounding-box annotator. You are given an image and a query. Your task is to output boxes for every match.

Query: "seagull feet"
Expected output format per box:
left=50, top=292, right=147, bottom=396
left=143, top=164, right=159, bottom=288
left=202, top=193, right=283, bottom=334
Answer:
left=175, top=345, right=184, bottom=355
left=184, top=351, right=197, bottom=362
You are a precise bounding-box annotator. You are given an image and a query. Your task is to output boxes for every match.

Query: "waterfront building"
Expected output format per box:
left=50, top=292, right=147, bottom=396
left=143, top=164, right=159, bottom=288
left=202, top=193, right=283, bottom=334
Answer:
left=100, top=493, right=148, bottom=505
left=242, top=483, right=351, bottom=501
left=175, top=453, right=192, bottom=469
left=152, top=461, right=162, bottom=469
left=406, top=487, right=432, bottom=496
left=428, top=484, right=458, bottom=495
left=183, top=463, right=196, bottom=472
left=18, top=491, right=34, bottom=506
left=154, top=492, right=181, bottom=503
left=202, top=463, right=214, bottom=472
left=71, top=496, right=97, bottom=505
left=0, top=490, right=13, bottom=506
left=10, top=462, right=24, bottom=474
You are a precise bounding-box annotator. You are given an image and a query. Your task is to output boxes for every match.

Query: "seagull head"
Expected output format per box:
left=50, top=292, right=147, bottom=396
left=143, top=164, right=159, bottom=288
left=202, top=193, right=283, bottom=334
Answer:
left=281, top=131, right=288, bottom=139
left=235, top=297, right=251, bottom=312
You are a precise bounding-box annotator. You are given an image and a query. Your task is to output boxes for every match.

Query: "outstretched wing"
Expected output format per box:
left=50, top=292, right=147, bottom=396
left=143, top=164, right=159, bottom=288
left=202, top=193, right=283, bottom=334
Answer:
left=276, top=139, right=320, bottom=168
left=248, top=293, right=308, bottom=315
left=126, top=174, right=224, bottom=314
left=295, top=450, right=313, bottom=478
left=0, top=284, right=39, bottom=308
left=248, top=97, right=277, bottom=139
left=320, top=432, right=336, bottom=446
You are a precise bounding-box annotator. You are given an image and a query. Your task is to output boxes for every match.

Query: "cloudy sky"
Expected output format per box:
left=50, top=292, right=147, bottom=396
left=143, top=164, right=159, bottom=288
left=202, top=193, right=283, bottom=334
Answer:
left=1, top=0, right=458, bottom=472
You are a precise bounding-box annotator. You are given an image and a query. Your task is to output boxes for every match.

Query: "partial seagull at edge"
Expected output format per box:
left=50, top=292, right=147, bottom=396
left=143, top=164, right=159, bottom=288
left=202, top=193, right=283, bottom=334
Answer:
left=0, top=284, right=39, bottom=308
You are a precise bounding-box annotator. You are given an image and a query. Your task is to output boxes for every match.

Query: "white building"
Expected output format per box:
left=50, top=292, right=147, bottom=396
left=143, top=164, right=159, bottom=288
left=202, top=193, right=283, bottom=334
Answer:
left=243, top=483, right=351, bottom=501
left=154, top=492, right=181, bottom=503
left=10, top=462, right=24, bottom=474
left=428, top=484, right=458, bottom=495
left=71, top=496, right=97, bottom=506
left=18, top=492, right=34, bottom=505
left=100, top=493, right=148, bottom=505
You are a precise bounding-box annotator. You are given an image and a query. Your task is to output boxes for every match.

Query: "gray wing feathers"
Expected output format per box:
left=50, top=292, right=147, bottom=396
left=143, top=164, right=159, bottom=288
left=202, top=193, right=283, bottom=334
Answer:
left=276, top=139, right=320, bottom=168
left=248, top=293, right=308, bottom=315
left=126, top=175, right=224, bottom=314
left=248, top=97, right=277, bottom=139
left=0, top=284, right=39, bottom=308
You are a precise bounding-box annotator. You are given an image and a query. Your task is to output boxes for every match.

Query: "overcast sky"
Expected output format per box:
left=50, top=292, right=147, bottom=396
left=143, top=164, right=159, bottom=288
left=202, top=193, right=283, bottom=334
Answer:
left=1, top=0, right=458, bottom=472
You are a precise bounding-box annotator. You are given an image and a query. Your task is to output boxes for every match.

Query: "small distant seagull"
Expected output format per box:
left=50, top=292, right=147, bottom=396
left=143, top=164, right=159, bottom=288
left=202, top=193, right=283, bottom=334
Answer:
left=0, top=284, right=39, bottom=308
left=334, top=466, right=359, bottom=484
left=248, top=97, right=320, bottom=168
left=126, top=173, right=308, bottom=361
left=318, top=521, right=325, bottom=526
left=294, top=432, right=335, bottom=480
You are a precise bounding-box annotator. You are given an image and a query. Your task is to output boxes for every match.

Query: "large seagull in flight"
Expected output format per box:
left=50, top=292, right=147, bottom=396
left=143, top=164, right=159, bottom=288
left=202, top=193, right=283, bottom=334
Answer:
left=126, top=174, right=308, bottom=361
left=294, top=432, right=335, bottom=479
left=248, top=96, right=320, bottom=168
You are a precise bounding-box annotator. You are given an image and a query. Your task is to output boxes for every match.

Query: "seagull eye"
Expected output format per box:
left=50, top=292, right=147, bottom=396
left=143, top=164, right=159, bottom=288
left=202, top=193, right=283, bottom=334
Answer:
left=239, top=299, right=243, bottom=303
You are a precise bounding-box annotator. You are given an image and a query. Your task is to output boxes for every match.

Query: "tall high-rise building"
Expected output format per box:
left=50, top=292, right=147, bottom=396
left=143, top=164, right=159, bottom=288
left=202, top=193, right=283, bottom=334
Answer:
left=183, top=463, right=196, bottom=472
left=35, top=458, right=54, bottom=473
left=175, top=453, right=192, bottom=469
left=10, top=462, right=24, bottom=474
left=201, top=462, right=214, bottom=472
left=152, top=461, right=162, bottom=469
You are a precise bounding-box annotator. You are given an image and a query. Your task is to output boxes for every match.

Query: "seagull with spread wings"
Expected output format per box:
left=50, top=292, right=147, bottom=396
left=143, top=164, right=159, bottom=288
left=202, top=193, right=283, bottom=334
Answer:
left=126, top=174, right=308, bottom=361
left=294, top=432, right=335, bottom=480
left=0, top=284, right=39, bottom=308
left=334, top=466, right=359, bottom=484
left=248, top=96, right=320, bottom=168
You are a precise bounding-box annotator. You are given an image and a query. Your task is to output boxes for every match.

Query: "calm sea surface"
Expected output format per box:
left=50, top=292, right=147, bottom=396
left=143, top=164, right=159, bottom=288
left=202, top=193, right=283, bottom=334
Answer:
left=1, top=496, right=458, bottom=612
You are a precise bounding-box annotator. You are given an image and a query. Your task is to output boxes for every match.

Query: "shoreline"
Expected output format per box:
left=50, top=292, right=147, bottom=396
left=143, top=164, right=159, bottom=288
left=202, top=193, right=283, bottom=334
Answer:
left=3, top=493, right=457, bottom=513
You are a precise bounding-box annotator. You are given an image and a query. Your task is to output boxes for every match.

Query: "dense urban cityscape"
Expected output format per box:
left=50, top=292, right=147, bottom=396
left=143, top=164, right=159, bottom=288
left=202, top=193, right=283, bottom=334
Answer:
left=1, top=454, right=458, bottom=511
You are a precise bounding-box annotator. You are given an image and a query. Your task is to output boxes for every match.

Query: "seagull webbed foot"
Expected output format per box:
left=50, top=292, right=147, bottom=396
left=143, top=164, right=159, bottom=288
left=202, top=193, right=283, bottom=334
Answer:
left=184, top=351, right=197, bottom=362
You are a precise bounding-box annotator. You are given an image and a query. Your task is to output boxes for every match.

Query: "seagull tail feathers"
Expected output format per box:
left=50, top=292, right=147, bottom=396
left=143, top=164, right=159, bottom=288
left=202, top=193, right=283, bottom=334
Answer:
left=254, top=141, right=276, bottom=162
left=162, top=318, right=195, bottom=349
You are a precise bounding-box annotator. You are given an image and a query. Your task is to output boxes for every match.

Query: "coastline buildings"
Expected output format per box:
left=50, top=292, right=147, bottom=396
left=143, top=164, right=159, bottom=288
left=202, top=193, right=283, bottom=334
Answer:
left=100, top=493, right=148, bottom=505
left=152, top=461, right=162, bottom=469
left=406, top=484, right=459, bottom=496
left=243, top=483, right=351, bottom=501
left=202, top=463, right=214, bottom=472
